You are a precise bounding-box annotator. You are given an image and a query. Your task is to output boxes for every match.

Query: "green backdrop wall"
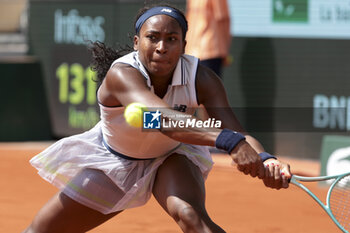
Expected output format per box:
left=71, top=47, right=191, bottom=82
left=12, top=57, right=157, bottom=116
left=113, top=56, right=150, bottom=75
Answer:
left=0, top=57, right=52, bottom=141
left=223, top=37, right=350, bottom=159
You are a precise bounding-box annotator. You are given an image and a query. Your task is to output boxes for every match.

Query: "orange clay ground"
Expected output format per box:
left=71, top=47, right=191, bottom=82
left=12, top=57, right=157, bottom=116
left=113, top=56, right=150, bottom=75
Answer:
left=0, top=142, right=340, bottom=233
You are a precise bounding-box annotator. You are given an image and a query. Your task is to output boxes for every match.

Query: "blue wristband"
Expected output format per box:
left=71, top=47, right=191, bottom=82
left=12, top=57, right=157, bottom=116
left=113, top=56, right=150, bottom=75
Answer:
left=215, top=129, right=246, bottom=154
left=259, top=152, right=277, bottom=162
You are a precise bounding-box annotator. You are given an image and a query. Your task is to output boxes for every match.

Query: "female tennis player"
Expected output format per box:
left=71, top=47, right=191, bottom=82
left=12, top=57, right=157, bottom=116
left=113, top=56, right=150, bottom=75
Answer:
left=24, top=4, right=291, bottom=233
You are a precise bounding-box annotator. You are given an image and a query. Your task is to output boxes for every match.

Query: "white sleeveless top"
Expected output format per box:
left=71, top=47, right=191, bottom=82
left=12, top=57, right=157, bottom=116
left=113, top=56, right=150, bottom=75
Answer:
left=99, top=51, right=200, bottom=158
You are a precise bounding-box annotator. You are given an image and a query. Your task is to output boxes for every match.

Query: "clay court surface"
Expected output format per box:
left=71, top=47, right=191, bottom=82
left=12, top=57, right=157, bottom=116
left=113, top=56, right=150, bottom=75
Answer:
left=0, top=142, right=340, bottom=233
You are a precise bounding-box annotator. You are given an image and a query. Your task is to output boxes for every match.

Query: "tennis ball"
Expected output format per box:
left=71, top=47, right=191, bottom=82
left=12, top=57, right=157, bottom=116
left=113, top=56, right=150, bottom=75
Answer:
left=124, top=102, right=147, bottom=128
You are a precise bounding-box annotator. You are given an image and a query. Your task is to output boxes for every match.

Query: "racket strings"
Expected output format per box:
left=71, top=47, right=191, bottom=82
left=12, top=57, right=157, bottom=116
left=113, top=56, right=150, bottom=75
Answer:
left=329, top=175, right=350, bottom=232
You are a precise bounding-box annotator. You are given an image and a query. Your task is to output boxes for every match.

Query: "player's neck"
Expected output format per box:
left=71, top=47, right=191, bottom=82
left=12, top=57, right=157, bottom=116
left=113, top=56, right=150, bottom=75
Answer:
left=150, top=74, right=173, bottom=98
left=151, top=75, right=173, bottom=98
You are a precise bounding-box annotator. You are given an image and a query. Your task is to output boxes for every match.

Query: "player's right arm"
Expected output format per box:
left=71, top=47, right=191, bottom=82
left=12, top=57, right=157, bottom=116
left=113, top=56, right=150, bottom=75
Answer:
left=99, top=64, right=291, bottom=184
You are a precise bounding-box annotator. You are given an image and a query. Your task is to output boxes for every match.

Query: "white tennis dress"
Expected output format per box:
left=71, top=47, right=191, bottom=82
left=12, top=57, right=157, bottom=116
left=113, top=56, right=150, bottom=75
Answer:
left=30, top=51, right=213, bottom=214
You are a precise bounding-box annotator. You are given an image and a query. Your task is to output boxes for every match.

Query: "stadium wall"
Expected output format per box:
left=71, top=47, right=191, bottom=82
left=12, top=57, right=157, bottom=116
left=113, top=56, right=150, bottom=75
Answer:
left=16, top=0, right=349, bottom=160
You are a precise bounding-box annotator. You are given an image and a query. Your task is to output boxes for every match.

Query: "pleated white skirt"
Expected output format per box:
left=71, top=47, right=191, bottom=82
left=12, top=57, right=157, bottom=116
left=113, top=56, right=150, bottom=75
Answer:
left=30, top=122, right=214, bottom=214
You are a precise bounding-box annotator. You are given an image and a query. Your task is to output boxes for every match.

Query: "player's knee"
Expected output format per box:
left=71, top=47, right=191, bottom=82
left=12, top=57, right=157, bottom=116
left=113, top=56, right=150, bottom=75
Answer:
left=22, top=225, right=38, bottom=233
left=177, top=205, right=202, bottom=228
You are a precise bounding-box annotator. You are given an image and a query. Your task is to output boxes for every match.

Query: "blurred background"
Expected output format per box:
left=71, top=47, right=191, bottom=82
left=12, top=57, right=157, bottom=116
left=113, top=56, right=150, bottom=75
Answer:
left=0, top=0, right=349, bottom=176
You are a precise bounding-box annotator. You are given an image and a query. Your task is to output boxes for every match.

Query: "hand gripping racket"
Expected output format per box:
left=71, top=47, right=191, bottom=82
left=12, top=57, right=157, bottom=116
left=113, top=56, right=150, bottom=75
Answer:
left=290, top=172, right=350, bottom=232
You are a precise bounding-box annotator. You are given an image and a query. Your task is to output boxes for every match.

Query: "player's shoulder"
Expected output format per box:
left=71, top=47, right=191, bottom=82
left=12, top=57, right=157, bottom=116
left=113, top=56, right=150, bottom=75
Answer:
left=108, top=63, right=142, bottom=80
left=103, top=62, right=145, bottom=93
left=196, top=63, right=222, bottom=86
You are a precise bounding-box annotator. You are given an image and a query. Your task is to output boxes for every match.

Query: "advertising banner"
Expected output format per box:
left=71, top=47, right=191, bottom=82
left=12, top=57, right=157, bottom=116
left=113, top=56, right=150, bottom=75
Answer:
left=229, top=0, right=350, bottom=39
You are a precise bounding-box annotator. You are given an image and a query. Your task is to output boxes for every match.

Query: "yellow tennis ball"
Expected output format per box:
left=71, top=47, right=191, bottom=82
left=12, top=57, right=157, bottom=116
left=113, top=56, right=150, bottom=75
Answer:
left=124, top=102, right=147, bottom=128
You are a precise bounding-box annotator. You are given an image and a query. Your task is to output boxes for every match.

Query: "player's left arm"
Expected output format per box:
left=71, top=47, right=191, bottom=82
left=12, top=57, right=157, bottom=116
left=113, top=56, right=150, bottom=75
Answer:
left=196, top=64, right=291, bottom=188
left=196, top=65, right=262, bottom=151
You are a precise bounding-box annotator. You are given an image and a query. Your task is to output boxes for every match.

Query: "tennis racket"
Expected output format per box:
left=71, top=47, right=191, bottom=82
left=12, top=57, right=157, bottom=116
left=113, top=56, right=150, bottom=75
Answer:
left=290, top=172, right=350, bottom=232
